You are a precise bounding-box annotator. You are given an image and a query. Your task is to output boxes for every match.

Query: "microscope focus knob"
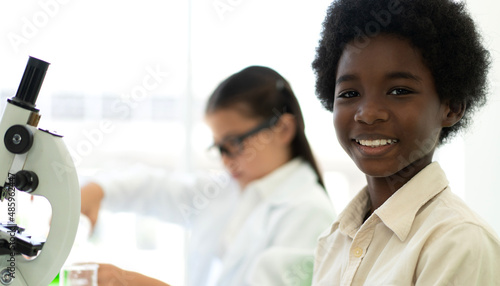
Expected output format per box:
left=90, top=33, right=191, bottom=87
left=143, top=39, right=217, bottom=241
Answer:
left=15, top=170, right=39, bottom=193
left=4, top=124, right=34, bottom=154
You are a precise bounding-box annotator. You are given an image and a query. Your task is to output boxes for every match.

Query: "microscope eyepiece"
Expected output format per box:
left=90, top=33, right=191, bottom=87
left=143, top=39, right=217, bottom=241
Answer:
left=10, top=56, right=50, bottom=111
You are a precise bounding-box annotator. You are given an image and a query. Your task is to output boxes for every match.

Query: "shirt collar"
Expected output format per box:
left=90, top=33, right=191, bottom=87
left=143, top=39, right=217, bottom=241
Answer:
left=331, top=162, right=448, bottom=240
left=375, top=162, right=449, bottom=241
left=335, top=188, right=371, bottom=239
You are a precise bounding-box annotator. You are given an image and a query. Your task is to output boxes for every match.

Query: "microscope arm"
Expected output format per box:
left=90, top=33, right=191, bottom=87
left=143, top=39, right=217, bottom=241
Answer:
left=0, top=125, right=80, bottom=286
left=0, top=57, right=80, bottom=286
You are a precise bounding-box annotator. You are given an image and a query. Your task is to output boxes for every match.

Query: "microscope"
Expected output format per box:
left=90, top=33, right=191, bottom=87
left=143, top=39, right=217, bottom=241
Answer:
left=0, top=57, right=80, bottom=285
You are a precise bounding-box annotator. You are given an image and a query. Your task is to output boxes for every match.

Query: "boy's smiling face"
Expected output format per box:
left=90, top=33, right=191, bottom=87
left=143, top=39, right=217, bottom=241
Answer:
left=334, top=34, right=456, bottom=180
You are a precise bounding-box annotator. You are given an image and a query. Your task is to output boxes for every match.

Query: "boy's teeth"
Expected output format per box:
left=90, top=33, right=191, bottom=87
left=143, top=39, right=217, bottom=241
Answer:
left=356, top=139, right=397, bottom=147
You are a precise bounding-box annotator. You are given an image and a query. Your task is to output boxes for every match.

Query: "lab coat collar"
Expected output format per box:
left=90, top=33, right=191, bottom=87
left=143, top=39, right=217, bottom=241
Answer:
left=333, top=162, right=448, bottom=241
left=243, top=157, right=316, bottom=205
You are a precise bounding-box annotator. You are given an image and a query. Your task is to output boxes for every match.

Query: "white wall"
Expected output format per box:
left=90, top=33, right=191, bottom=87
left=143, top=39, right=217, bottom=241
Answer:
left=462, top=0, right=500, bottom=234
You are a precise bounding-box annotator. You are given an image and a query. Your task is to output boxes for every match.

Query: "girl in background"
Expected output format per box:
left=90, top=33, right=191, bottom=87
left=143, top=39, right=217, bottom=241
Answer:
left=81, top=66, right=335, bottom=286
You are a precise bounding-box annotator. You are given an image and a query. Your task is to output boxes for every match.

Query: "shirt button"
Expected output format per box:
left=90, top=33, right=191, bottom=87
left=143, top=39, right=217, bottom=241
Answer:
left=353, top=247, right=363, bottom=258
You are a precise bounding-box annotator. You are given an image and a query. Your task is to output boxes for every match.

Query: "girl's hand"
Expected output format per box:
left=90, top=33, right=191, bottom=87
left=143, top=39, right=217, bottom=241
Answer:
left=97, top=263, right=134, bottom=286
left=97, top=263, right=170, bottom=286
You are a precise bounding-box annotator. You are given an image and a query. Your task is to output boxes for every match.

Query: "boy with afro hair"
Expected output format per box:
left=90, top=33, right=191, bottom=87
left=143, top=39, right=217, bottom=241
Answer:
left=312, top=0, right=500, bottom=284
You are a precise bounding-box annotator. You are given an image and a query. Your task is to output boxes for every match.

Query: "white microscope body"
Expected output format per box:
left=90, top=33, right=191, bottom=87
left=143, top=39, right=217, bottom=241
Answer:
left=0, top=57, right=80, bottom=285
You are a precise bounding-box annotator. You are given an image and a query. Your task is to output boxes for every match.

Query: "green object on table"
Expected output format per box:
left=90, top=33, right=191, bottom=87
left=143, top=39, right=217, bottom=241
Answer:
left=49, top=273, right=59, bottom=285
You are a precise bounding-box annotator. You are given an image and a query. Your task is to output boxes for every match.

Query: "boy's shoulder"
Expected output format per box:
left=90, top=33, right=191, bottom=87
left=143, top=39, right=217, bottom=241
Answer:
left=408, top=187, right=500, bottom=284
left=414, top=186, right=500, bottom=244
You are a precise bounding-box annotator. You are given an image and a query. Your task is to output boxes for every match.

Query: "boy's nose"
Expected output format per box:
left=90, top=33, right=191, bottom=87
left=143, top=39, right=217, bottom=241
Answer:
left=354, top=96, right=390, bottom=125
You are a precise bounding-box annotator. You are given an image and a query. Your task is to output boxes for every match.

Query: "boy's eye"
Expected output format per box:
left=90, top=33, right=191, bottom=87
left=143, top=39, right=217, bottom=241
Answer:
left=389, top=88, right=412, bottom=95
left=337, top=90, right=359, bottom=98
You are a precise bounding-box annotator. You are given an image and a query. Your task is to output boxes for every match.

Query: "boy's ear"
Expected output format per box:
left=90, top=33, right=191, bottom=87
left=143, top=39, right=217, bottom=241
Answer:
left=442, top=100, right=466, bottom=127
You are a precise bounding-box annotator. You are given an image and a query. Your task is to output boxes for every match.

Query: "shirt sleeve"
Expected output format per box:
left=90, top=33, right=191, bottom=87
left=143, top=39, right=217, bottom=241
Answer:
left=416, top=223, right=500, bottom=286
left=93, top=164, right=230, bottom=226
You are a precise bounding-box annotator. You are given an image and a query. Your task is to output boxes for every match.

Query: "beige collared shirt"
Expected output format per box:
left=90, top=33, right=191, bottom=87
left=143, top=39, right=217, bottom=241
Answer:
left=313, top=162, right=500, bottom=285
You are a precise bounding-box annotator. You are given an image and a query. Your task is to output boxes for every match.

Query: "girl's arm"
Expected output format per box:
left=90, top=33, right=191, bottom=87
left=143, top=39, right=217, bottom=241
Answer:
left=81, top=164, right=233, bottom=227
left=81, top=164, right=203, bottom=226
left=81, top=182, right=104, bottom=229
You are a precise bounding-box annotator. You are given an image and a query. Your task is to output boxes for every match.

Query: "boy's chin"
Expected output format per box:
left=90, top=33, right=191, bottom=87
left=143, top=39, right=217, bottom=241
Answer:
left=356, top=159, right=432, bottom=187
left=354, top=159, right=404, bottom=178
left=360, top=168, right=402, bottom=179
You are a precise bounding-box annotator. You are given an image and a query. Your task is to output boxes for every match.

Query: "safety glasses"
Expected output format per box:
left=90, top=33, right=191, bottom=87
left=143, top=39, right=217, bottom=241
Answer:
left=208, top=116, right=280, bottom=158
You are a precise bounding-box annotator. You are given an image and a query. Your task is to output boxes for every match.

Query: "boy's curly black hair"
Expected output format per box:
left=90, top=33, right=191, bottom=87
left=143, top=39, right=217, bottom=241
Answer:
left=312, top=0, right=491, bottom=144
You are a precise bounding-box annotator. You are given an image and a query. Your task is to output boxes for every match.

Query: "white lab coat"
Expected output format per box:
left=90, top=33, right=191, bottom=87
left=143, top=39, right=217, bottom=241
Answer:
left=97, top=158, right=335, bottom=286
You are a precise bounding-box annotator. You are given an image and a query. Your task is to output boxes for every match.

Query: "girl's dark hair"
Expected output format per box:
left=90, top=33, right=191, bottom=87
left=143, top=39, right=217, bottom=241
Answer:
left=312, top=0, right=491, bottom=144
left=205, top=66, right=325, bottom=188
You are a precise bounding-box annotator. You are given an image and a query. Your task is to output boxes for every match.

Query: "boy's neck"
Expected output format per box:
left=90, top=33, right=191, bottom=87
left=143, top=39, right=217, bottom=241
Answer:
left=364, top=157, right=433, bottom=216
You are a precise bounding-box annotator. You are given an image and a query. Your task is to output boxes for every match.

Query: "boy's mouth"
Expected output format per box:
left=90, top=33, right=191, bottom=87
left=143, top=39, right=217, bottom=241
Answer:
left=354, top=139, right=399, bottom=147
